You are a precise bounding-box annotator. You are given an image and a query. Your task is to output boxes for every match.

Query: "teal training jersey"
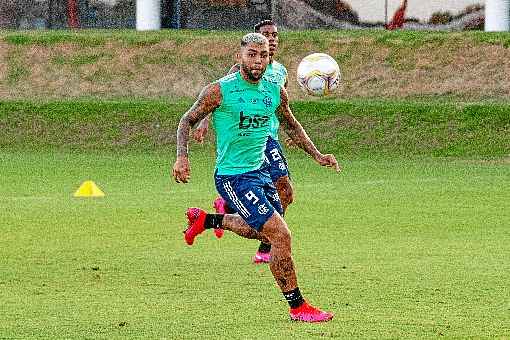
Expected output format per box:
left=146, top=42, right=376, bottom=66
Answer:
left=263, top=61, right=288, bottom=140
left=212, top=71, right=281, bottom=175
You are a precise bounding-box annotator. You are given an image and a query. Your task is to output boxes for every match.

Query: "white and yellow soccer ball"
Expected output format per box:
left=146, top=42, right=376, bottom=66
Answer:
left=296, top=53, right=341, bottom=96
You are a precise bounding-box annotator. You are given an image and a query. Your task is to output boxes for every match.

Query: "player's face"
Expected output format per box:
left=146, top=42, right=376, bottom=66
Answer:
left=240, top=42, right=270, bottom=83
left=258, top=25, right=278, bottom=58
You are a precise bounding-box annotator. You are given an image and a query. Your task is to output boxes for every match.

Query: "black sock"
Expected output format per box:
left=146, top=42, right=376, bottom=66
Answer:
left=258, top=242, right=271, bottom=253
left=204, top=214, right=223, bottom=229
left=283, top=287, right=305, bottom=309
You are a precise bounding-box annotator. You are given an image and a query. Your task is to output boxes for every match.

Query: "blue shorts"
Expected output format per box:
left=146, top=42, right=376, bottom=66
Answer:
left=214, top=166, right=283, bottom=231
left=264, top=137, right=290, bottom=183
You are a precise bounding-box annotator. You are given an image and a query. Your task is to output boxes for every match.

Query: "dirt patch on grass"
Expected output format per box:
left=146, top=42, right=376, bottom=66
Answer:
left=0, top=41, right=8, bottom=97
left=3, top=40, right=233, bottom=99
left=346, top=41, right=510, bottom=99
left=1, top=32, right=509, bottom=101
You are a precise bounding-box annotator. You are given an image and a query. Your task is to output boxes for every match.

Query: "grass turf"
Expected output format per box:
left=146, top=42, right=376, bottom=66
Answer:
left=0, top=149, right=509, bottom=339
left=1, top=99, right=509, bottom=158
left=2, top=29, right=510, bottom=102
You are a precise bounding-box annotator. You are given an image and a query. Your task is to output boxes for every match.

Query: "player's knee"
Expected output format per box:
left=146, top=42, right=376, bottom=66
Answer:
left=285, top=186, right=294, bottom=206
left=263, top=213, right=291, bottom=247
left=273, top=220, right=292, bottom=247
left=276, top=176, right=294, bottom=206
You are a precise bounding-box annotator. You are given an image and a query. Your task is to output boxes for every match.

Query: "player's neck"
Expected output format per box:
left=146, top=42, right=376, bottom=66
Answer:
left=239, top=69, right=261, bottom=85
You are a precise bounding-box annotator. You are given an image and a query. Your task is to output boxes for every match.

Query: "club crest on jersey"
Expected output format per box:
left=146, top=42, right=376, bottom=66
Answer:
left=258, top=203, right=269, bottom=215
left=263, top=96, right=272, bottom=108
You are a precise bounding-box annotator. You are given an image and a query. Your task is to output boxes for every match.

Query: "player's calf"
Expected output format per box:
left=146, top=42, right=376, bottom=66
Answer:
left=253, top=176, right=292, bottom=263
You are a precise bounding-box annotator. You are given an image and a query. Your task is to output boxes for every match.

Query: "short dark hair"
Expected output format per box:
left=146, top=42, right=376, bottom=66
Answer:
left=254, top=19, right=276, bottom=32
left=240, top=33, right=268, bottom=47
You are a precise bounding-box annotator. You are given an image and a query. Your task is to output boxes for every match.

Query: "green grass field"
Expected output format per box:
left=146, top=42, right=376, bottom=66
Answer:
left=1, top=149, right=509, bottom=338
left=1, top=28, right=510, bottom=338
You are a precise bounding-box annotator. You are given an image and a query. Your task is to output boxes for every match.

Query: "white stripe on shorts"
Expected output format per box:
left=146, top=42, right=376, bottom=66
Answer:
left=223, top=181, right=251, bottom=218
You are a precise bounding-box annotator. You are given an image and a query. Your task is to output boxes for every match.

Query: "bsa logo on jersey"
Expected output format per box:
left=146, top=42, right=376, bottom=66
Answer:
left=238, top=111, right=270, bottom=130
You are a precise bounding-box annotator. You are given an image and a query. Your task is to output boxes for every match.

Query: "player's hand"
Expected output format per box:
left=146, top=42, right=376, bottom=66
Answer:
left=316, top=154, right=341, bottom=173
left=192, top=126, right=208, bottom=143
left=284, top=137, right=297, bottom=148
left=172, top=156, right=191, bottom=183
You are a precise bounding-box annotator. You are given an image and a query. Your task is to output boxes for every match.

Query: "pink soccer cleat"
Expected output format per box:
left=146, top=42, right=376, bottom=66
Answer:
left=289, top=302, right=334, bottom=323
left=252, top=251, right=271, bottom=264
left=184, top=208, right=207, bottom=245
left=213, top=197, right=227, bottom=214
left=212, top=197, right=225, bottom=239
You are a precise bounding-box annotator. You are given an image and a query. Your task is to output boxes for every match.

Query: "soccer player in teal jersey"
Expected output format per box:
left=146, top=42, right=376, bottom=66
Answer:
left=173, top=33, right=340, bottom=322
left=193, top=20, right=294, bottom=264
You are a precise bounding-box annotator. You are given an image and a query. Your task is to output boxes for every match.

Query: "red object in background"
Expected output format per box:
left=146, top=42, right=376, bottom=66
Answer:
left=67, top=0, right=80, bottom=28
left=387, top=0, right=407, bottom=30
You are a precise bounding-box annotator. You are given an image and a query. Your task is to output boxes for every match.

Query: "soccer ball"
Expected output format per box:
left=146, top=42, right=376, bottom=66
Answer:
left=296, top=53, right=341, bottom=96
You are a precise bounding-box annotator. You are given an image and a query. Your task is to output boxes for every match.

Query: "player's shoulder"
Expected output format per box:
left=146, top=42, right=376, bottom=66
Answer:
left=227, top=63, right=241, bottom=74
left=220, top=72, right=238, bottom=82
left=213, top=72, right=240, bottom=102
left=272, top=60, right=288, bottom=74
left=215, top=72, right=239, bottom=87
left=200, top=82, right=222, bottom=101
left=272, top=60, right=286, bottom=69
left=261, top=77, right=284, bottom=100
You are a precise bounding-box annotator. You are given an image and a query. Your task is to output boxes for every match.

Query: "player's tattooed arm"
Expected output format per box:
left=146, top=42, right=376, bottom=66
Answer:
left=192, top=64, right=239, bottom=143
left=277, top=87, right=341, bottom=172
left=192, top=114, right=211, bottom=143
left=177, top=83, right=221, bottom=157
left=173, top=83, right=221, bottom=183
left=277, top=87, right=320, bottom=158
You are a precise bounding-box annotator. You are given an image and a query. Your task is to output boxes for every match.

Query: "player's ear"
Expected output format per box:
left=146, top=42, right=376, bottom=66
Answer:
left=235, top=52, right=241, bottom=63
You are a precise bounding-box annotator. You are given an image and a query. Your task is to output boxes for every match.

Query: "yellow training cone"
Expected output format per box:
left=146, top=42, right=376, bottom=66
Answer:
left=73, top=180, right=105, bottom=197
